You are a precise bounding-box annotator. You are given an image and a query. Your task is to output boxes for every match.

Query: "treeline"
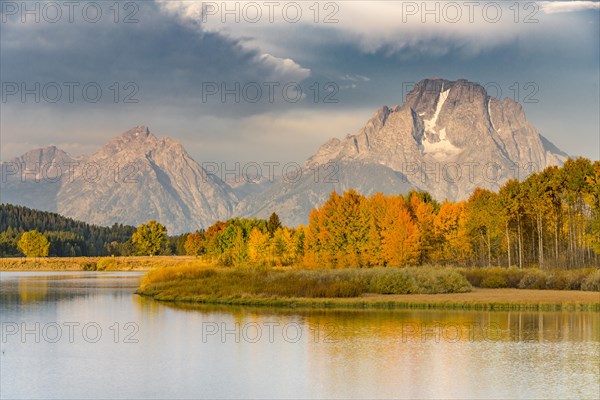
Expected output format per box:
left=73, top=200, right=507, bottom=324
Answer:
left=2, top=158, right=599, bottom=268
left=187, top=158, right=599, bottom=269
left=0, top=204, right=136, bottom=256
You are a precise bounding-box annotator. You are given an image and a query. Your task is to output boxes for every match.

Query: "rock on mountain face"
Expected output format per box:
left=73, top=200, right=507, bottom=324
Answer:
left=238, top=78, right=568, bottom=225
left=1, top=127, right=238, bottom=234
left=305, top=78, right=567, bottom=201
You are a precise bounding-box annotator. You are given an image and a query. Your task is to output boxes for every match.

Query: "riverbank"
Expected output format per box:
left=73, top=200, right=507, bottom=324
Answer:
left=136, top=266, right=600, bottom=311
left=139, top=287, right=600, bottom=311
left=0, top=256, right=198, bottom=271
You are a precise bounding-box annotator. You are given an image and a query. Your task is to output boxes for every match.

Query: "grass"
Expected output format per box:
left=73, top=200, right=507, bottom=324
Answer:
left=0, top=256, right=200, bottom=271
left=460, top=267, right=600, bottom=291
left=137, top=265, right=600, bottom=311
left=138, top=266, right=471, bottom=297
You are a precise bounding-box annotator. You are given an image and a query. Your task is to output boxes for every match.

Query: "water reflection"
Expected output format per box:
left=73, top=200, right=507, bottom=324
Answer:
left=162, top=302, right=600, bottom=343
left=17, top=278, right=48, bottom=303
left=1, top=272, right=598, bottom=400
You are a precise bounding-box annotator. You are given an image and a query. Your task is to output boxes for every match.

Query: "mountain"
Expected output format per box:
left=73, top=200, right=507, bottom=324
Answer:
left=0, top=146, right=78, bottom=212
left=237, top=78, right=568, bottom=224
left=1, top=78, right=569, bottom=231
left=306, top=78, right=567, bottom=200
left=1, top=127, right=238, bottom=234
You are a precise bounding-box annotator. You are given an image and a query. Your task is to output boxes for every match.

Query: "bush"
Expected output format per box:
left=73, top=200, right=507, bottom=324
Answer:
left=413, top=268, right=472, bottom=294
left=81, top=262, right=97, bottom=271
left=462, top=267, right=525, bottom=288
left=96, top=257, right=118, bottom=271
left=504, top=268, right=526, bottom=287
left=481, top=274, right=508, bottom=288
left=581, top=270, right=600, bottom=292
left=369, top=269, right=418, bottom=294
left=518, top=270, right=547, bottom=289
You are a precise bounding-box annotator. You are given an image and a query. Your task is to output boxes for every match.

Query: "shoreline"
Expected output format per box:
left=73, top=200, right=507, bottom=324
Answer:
left=0, top=256, right=197, bottom=271
left=136, top=288, right=600, bottom=311
left=4, top=258, right=599, bottom=311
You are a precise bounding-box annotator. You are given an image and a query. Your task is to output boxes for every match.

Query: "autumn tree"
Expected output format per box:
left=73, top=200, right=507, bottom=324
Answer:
left=247, top=227, right=270, bottom=265
left=17, top=230, right=50, bottom=257
left=466, top=189, right=503, bottom=267
left=184, top=231, right=204, bottom=257
left=131, top=220, right=167, bottom=256
left=498, top=179, right=525, bottom=268
left=584, top=160, right=600, bottom=255
left=380, top=195, right=421, bottom=266
left=406, top=192, right=437, bottom=264
left=432, top=201, right=471, bottom=265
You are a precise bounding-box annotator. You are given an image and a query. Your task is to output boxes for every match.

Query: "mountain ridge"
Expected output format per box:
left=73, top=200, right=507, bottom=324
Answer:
left=1, top=78, right=569, bottom=232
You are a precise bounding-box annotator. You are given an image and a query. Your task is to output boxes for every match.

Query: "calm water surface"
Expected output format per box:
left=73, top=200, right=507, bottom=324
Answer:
left=1, top=271, right=598, bottom=399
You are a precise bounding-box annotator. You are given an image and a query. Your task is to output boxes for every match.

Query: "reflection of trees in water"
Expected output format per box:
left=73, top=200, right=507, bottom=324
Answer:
left=0, top=274, right=141, bottom=305
left=18, top=279, right=48, bottom=303
left=132, top=293, right=163, bottom=316
left=152, top=302, right=600, bottom=343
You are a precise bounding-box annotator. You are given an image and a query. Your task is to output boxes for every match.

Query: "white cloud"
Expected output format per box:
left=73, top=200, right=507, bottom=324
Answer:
left=154, top=1, right=573, bottom=60
left=155, top=0, right=311, bottom=82
left=255, top=53, right=311, bottom=82
left=540, top=1, right=600, bottom=14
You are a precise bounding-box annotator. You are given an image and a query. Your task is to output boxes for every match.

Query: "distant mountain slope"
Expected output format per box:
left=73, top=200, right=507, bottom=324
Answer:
left=0, top=146, right=78, bottom=212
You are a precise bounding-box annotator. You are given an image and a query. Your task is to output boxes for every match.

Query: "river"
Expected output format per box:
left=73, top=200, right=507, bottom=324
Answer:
left=1, top=271, right=598, bottom=399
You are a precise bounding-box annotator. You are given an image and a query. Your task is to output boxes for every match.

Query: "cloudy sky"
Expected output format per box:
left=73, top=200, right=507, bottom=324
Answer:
left=1, top=0, right=599, bottom=164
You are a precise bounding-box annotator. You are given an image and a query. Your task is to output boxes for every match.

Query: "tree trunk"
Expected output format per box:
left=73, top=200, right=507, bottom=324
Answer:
left=537, top=213, right=544, bottom=269
left=517, top=216, right=523, bottom=269
left=506, top=223, right=511, bottom=268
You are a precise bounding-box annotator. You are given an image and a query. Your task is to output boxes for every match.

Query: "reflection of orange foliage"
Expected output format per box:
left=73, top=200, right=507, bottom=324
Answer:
left=18, top=279, right=48, bottom=303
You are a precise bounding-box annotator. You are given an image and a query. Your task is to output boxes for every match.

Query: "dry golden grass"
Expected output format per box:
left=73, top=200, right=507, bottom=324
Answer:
left=0, top=256, right=202, bottom=271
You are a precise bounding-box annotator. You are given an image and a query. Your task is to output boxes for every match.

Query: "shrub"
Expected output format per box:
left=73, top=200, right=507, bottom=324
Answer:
left=581, top=270, right=600, bottom=292
left=96, top=257, right=118, bottom=271
left=518, top=270, right=547, bottom=289
left=413, top=268, right=472, bottom=294
left=481, top=274, right=508, bottom=288
left=503, top=268, right=526, bottom=287
left=369, top=269, right=418, bottom=294
left=81, top=262, right=97, bottom=271
left=138, top=265, right=473, bottom=299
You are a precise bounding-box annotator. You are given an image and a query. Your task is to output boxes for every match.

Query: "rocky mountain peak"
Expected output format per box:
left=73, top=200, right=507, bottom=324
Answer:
left=303, top=77, right=567, bottom=205
left=98, top=126, right=157, bottom=157
left=123, top=125, right=151, bottom=139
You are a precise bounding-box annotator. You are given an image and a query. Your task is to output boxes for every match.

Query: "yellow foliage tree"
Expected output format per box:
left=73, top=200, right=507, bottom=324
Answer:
left=247, top=227, right=269, bottom=265
left=17, top=230, right=50, bottom=257
left=381, top=196, right=421, bottom=266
